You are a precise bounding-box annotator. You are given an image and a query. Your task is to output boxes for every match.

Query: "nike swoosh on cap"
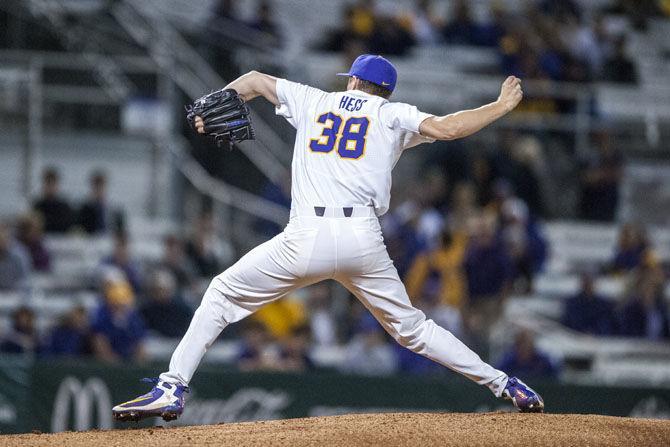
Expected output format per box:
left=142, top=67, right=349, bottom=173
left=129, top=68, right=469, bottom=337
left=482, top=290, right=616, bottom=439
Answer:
left=381, top=82, right=390, bottom=86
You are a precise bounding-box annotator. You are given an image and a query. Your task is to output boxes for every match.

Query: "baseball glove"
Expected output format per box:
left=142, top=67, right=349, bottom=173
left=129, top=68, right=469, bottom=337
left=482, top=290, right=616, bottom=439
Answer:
left=185, top=88, right=254, bottom=148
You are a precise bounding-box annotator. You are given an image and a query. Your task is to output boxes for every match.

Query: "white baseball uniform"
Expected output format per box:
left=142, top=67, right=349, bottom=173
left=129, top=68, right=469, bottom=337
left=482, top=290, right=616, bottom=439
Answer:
left=160, top=79, right=508, bottom=396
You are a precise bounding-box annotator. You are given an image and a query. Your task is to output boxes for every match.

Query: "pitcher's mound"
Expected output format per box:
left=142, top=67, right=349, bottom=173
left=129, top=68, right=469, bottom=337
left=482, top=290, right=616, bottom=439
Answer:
left=4, top=412, right=670, bottom=446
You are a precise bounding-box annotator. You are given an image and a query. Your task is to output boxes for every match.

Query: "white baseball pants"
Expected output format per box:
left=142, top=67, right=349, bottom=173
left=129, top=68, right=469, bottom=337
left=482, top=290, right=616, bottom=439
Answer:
left=160, top=206, right=508, bottom=396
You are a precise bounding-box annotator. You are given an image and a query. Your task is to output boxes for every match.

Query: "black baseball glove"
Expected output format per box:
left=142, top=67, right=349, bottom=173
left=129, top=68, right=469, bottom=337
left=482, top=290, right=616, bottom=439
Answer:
left=185, top=88, right=254, bottom=148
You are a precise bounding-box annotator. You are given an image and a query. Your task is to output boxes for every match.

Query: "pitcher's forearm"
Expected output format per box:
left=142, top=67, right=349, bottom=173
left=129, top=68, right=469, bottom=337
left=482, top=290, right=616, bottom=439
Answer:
left=422, top=101, right=508, bottom=141
left=420, top=75, right=522, bottom=141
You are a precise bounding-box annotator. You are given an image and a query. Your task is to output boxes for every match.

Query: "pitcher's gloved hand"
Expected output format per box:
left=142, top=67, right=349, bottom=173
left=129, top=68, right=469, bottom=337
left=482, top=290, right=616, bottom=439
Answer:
left=185, top=88, right=254, bottom=148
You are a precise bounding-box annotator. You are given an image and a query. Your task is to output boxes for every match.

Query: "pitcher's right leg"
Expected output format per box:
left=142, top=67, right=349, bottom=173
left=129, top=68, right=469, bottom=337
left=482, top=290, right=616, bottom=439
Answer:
left=160, top=229, right=318, bottom=385
left=113, top=227, right=318, bottom=422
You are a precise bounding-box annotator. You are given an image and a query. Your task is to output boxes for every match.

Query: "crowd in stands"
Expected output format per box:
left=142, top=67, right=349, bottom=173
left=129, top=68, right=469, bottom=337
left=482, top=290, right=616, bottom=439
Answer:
left=563, top=224, right=669, bottom=339
left=0, top=167, right=228, bottom=364
left=315, top=0, right=670, bottom=85
left=1, top=141, right=667, bottom=378
left=32, top=167, right=123, bottom=237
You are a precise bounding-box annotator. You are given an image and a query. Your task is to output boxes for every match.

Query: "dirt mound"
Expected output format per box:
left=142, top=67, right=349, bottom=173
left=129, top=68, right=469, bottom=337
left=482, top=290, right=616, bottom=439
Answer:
left=3, top=412, right=670, bottom=447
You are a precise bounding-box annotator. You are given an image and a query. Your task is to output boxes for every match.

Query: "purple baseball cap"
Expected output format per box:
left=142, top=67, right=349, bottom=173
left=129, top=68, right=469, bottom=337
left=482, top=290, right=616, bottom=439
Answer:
left=337, top=54, right=397, bottom=92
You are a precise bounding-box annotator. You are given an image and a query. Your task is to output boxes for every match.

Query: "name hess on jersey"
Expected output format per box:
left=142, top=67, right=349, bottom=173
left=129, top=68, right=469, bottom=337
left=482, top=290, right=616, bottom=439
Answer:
left=339, top=95, right=368, bottom=112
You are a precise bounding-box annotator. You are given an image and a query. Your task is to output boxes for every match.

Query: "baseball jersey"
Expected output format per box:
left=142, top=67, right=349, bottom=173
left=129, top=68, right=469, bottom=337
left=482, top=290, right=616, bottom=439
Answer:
left=275, top=78, right=435, bottom=216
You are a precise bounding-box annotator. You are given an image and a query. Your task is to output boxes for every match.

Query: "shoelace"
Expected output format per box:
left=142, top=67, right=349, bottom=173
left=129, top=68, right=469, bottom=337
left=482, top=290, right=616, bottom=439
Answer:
left=141, top=377, right=190, bottom=393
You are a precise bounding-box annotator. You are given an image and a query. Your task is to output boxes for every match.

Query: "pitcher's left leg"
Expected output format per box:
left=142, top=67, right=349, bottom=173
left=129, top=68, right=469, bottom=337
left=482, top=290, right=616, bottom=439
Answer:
left=339, top=255, right=508, bottom=397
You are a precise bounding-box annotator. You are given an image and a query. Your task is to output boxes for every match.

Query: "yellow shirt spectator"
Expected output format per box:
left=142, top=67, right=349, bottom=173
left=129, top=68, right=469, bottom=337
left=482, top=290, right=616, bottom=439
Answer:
left=405, top=232, right=468, bottom=308
left=252, top=296, right=307, bottom=339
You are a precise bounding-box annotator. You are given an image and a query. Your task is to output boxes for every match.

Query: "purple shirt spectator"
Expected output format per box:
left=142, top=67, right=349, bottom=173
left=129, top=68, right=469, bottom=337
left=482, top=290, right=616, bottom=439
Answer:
left=497, top=330, right=558, bottom=379
left=618, top=286, right=669, bottom=340
left=464, top=228, right=512, bottom=300
left=91, top=303, right=146, bottom=360
left=561, top=274, right=615, bottom=335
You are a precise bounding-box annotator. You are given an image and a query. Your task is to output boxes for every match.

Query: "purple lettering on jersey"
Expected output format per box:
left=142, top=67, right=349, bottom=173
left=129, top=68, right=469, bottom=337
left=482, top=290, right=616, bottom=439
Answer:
left=339, top=96, right=369, bottom=112
left=345, top=96, right=355, bottom=111
left=339, top=96, right=348, bottom=109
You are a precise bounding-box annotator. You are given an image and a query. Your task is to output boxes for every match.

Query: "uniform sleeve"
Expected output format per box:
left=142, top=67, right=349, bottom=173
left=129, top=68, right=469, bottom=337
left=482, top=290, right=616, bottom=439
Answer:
left=380, top=102, right=436, bottom=150
left=275, top=78, right=325, bottom=129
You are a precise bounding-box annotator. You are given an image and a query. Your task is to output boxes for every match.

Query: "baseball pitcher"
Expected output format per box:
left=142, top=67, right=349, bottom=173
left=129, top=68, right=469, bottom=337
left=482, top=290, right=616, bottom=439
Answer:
left=113, top=54, right=544, bottom=421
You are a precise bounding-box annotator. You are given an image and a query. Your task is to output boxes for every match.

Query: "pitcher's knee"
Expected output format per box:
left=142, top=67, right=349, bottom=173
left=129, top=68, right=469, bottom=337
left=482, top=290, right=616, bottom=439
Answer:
left=391, top=314, right=431, bottom=353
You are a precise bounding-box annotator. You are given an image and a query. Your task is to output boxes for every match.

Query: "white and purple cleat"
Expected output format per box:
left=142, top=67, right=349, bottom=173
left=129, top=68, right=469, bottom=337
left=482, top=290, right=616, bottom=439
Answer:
left=502, top=377, right=545, bottom=413
left=112, top=378, right=189, bottom=422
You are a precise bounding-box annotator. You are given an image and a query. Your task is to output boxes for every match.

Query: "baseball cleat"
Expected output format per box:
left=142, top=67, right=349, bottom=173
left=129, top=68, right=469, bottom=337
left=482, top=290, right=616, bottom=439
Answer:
left=502, top=377, right=545, bottom=413
left=112, top=378, right=189, bottom=422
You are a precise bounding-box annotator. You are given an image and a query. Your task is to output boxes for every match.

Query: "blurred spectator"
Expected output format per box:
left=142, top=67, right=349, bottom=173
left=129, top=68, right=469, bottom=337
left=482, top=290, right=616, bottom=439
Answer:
left=252, top=295, right=307, bottom=340
left=402, top=0, right=442, bottom=46
left=381, top=197, right=424, bottom=278
left=79, top=170, right=119, bottom=235
left=185, top=210, right=228, bottom=278
left=161, top=234, right=197, bottom=291
left=0, top=307, right=41, bottom=354
left=449, top=182, right=478, bottom=233
left=350, top=0, right=377, bottom=39
left=511, top=135, right=551, bottom=217
left=0, top=222, right=31, bottom=291
left=33, top=167, right=75, bottom=233
left=15, top=213, right=50, bottom=272
left=610, top=223, right=649, bottom=273
left=472, top=155, right=495, bottom=207
left=256, top=179, right=291, bottom=236
left=247, top=1, right=281, bottom=42
left=476, top=2, right=507, bottom=47
left=497, top=330, right=559, bottom=379
left=341, top=313, right=398, bottom=376
left=45, top=306, right=91, bottom=357
left=406, top=227, right=468, bottom=309
left=602, top=36, right=638, bottom=84
left=305, top=283, right=338, bottom=347
left=500, top=198, right=533, bottom=291
left=140, top=270, right=193, bottom=338
left=315, top=0, right=416, bottom=55
left=561, top=273, right=615, bottom=335
left=618, top=276, right=669, bottom=340
left=91, top=269, right=146, bottom=362
left=415, top=168, right=448, bottom=249
left=464, top=213, right=512, bottom=302
left=314, top=5, right=361, bottom=53
left=442, top=0, right=478, bottom=44
left=463, top=213, right=512, bottom=343
left=237, top=320, right=275, bottom=371
left=578, top=130, right=623, bottom=222
left=444, top=0, right=508, bottom=47
left=278, top=324, right=315, bottom=372
left=368, top=16, right=415, bottom=55
left=492, top=130, right=545, bottom=217
left=564, top=14, right=607, bottom=78
left=500, top=198, right=548, bottom=293
left=103, top=232, right=143, bottom=294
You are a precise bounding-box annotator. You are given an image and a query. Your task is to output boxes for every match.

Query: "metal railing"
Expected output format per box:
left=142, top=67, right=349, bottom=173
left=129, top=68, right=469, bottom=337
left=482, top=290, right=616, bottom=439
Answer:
left=110, top=0, right=291, bottom=185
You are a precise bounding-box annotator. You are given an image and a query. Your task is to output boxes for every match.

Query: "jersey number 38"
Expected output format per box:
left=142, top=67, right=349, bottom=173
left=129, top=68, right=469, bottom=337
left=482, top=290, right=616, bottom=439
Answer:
left=309, top=112, right=370, bottom=159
